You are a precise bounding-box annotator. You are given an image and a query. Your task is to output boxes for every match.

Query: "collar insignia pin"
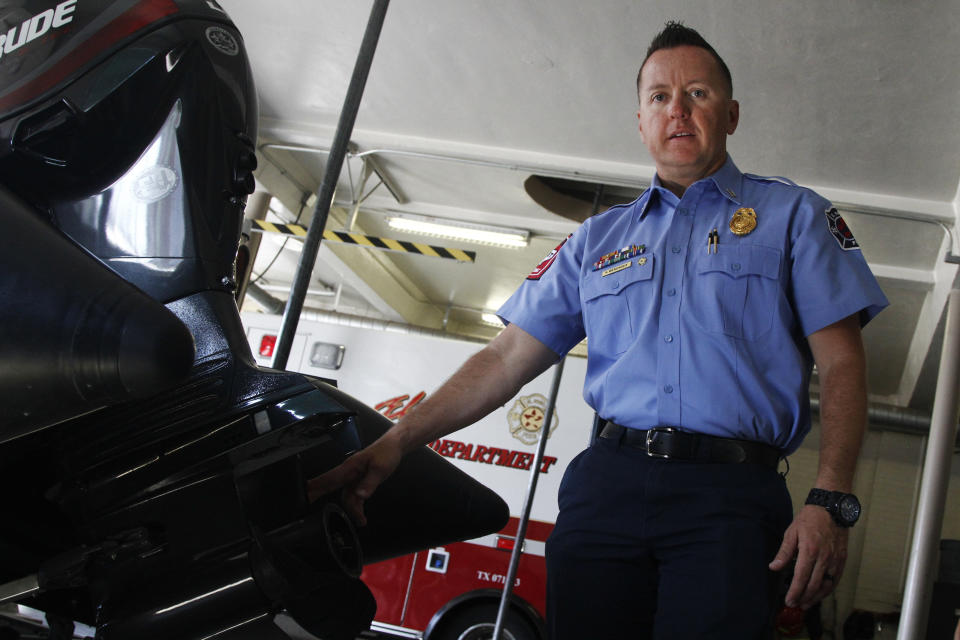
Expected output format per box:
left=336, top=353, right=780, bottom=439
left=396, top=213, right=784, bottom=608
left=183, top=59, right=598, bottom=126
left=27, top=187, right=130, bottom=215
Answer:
left=729, top=208, right=757, bottom=236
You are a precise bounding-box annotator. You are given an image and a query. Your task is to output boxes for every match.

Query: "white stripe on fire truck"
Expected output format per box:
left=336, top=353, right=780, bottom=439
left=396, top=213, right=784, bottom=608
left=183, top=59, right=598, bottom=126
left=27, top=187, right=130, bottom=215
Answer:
left=368, top=621, right=422, bottom=639
left=465, top=533, right=547, bottom=557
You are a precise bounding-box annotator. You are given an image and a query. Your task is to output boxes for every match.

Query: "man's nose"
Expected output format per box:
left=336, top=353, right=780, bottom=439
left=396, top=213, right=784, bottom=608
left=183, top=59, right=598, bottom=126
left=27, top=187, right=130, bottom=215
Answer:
left=668, top=96, right=690, bottom=118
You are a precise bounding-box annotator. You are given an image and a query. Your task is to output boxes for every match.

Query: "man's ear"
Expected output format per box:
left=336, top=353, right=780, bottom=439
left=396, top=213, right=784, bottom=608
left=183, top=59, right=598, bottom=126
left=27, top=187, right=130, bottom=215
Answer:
left=637, top=110, right=646, bottom=144
left=726, top=99, right=740, bottom=135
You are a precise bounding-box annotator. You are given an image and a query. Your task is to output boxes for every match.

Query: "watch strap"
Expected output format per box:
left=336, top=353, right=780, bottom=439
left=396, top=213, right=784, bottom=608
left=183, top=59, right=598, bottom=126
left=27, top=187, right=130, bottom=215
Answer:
left=805, top=488, right=859, bottom=527
left=805, top=488, right=832, bottom=508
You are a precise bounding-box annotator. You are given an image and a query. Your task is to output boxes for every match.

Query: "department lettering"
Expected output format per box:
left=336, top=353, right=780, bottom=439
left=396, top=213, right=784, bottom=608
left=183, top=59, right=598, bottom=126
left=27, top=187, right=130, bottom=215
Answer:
left=429, top=438, right=558, bottom=473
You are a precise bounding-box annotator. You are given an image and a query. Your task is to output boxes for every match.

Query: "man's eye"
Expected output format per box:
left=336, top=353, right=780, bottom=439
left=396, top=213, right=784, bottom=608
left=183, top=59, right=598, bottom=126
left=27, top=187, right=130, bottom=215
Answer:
left=690, top=89, right=706, bottom=98
left=652, top=94, right=665, bottom=102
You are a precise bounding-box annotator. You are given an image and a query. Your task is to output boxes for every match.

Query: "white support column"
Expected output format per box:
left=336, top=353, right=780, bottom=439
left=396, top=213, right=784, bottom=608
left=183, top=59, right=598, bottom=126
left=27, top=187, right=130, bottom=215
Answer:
left=235, top=191, right=273, bottom=309
left=897, top=288, right=960, bottom=639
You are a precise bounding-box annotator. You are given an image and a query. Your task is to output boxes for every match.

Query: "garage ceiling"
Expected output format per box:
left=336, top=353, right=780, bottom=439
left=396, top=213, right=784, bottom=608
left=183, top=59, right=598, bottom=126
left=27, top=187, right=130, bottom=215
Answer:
left=221, top=0, right=960, bottom=414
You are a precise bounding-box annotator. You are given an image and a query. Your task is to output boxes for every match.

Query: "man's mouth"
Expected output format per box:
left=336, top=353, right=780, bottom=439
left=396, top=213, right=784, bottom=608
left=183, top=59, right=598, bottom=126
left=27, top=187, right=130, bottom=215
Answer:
left=669, top=132, right=694, bottom=139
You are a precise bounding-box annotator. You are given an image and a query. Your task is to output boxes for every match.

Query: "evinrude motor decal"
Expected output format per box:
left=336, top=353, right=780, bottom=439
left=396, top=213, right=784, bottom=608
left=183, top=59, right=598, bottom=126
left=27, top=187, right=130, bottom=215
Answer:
left=0, top=0, right=77, bottom=62
left=0, top=0, right=180, bottom=113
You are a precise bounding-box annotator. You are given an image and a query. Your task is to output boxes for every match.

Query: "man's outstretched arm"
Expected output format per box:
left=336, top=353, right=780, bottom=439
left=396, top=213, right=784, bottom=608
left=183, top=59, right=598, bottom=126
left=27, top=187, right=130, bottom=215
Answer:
left=769, top=312, right=868, bottom=608
left=307, top=322, right=560, bottom=525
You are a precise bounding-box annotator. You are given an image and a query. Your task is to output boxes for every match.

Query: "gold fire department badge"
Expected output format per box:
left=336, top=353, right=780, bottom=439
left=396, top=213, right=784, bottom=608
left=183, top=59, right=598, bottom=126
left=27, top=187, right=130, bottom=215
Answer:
left=729, top=208, right=757, bottom=236
left=507, top=394, right=558, bottom=445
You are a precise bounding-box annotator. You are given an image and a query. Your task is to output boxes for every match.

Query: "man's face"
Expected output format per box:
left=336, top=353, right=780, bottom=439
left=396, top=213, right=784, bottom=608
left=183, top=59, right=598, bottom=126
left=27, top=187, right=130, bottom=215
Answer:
left=637, top=45, right=739, bottom=191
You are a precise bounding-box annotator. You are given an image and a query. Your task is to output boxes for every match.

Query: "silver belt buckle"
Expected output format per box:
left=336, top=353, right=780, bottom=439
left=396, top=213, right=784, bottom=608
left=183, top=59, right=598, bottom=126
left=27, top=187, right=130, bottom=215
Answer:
left=645, top=427, right=676, bottom=458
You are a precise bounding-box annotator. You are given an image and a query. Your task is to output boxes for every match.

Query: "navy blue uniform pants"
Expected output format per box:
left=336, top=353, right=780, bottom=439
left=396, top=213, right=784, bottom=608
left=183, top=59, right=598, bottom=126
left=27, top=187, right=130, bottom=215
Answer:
left=545, top=436, right=793, bottom=639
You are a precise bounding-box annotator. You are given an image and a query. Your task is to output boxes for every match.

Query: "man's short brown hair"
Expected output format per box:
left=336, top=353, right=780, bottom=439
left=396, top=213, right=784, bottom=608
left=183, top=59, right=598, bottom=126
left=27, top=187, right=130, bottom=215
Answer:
left=637, top=21, right=733, bottom=99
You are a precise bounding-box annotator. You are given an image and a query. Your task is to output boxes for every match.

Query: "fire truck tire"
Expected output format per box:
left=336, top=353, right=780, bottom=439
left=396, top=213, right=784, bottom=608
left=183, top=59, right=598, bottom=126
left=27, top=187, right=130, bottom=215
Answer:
left=430, top=602, right=539, bottom=640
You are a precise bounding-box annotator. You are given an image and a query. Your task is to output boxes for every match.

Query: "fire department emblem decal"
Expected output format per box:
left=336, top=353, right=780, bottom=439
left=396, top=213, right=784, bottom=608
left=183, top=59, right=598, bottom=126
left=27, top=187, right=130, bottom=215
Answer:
left=507, top=394, right=558, bottom=445
left=527, top=235, right=570, bottom=280
left=825, top=207, right=860, bottom=251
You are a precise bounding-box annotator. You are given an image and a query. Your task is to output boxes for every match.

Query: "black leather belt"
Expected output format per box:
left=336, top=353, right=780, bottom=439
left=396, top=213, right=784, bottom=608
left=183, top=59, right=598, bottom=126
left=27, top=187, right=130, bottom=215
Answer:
left=599, top=422, right=781, bottom=469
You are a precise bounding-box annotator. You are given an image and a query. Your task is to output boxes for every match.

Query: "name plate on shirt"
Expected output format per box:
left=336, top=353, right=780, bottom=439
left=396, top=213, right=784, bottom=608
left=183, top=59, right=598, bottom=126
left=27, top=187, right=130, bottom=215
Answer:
left=602, top=261, right=632, bottom=277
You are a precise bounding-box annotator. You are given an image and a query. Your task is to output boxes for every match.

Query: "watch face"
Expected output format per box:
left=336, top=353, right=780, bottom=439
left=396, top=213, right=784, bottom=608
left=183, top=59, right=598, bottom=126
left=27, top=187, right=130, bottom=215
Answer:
left=837, top=495, right=861, bottom=524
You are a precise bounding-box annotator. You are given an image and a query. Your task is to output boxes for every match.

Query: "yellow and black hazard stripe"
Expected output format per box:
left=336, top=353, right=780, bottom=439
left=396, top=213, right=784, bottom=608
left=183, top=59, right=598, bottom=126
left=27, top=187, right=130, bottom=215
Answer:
left=250, top=220, right=476, bottom=263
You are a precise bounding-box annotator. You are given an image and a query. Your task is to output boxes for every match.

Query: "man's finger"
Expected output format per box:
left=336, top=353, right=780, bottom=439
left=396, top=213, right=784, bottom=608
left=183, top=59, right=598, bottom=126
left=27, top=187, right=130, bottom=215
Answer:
left=786, top=546, right=816, bottom=607
left=353, top=467, right=386, bottom=501
left=801, top=568, right=839, bottom=609
left=342, top=488, right=368, bottom=527
left=307, top=454, right=366, bottom=502
left=769, top=526, right=797, bottom=571
left=798, top=559, right=832, bottom=608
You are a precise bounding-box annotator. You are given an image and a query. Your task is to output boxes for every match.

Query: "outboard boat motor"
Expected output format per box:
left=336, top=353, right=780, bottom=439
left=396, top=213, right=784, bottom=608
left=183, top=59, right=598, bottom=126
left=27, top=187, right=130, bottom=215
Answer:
left=0, top=2, right=509, bottom=638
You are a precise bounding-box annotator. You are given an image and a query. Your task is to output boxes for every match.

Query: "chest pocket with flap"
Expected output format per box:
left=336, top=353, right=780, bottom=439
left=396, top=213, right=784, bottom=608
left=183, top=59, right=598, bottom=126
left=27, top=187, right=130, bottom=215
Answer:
left=690, top=244, right=782, bottom=341
left=581, top=254, right=655, bottom=355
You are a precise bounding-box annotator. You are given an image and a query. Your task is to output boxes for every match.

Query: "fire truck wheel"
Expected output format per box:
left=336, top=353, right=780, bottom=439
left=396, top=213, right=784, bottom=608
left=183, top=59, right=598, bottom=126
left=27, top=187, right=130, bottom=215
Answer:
left=431, top=602, right=539, bottom=640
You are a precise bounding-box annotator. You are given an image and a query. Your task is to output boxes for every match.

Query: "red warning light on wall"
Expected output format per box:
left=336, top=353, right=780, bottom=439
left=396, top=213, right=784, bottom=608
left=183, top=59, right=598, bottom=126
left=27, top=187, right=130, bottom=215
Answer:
left=259, top=334, right=277, bottom=357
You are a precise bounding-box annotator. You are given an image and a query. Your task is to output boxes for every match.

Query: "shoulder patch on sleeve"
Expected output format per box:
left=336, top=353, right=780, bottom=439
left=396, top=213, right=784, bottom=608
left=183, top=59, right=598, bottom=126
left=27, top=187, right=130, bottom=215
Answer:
left=527, top=234, right=571, bottom=280
left=825, top=208, right=860, bottom=251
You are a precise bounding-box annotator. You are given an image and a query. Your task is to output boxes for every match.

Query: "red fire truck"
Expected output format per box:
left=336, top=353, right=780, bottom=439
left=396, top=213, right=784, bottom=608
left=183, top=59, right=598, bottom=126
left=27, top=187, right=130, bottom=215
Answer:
left=242, top=311, right=593, bottom=640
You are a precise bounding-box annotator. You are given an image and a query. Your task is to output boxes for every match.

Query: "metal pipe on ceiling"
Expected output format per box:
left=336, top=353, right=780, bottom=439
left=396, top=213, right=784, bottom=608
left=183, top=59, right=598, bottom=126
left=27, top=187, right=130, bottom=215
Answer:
left=257, top=283, right=335, bottom=297
left=260, top=141, right=648, bottom=192
left=246, top=287, right=491, bottom=345
left=261, top=143, right=405, bottom=205
left=809, top=395, right=933, bottom=433
left=272, top=0, right=391, bottom=370
left=245, top=283, right=285, bottom=315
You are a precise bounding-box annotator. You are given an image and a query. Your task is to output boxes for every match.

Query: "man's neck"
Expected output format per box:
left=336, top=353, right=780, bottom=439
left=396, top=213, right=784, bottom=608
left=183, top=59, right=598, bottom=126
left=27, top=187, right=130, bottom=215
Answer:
left=655, top=154, right=729, bottom=200
left=658, top=176, right=690, bottom=199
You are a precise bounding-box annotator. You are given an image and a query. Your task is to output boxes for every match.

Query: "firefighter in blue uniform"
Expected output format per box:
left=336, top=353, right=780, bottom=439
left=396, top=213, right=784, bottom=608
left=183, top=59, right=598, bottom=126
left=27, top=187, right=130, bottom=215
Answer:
left=311, top=22, right=888, bottom=639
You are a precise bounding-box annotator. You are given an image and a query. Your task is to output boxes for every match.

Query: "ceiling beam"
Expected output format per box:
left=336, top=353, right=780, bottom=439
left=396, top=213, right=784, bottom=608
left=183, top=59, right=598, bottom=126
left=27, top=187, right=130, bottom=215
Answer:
left=890, top=234, right=959, bottom=407
left=870, top=264, right=936, bottom=291
left=259, top=118, right=958, bottom=225
left=254, top=154, right=445, bottom=328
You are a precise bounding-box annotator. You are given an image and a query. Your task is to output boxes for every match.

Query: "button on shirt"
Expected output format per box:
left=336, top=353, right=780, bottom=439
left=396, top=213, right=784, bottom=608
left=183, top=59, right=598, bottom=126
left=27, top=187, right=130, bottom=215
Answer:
left=498, top=157, right=888, bottom=454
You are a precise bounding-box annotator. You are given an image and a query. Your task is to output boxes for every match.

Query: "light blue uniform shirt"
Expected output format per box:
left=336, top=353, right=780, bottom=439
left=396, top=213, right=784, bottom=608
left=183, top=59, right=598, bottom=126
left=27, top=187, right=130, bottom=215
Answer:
left=498, top=157, right=888, bottom=454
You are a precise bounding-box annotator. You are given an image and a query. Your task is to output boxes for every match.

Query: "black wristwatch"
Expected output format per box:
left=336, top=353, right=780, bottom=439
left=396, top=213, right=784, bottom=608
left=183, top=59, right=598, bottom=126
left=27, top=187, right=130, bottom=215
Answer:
left=805, top=488, right=861, bottom=527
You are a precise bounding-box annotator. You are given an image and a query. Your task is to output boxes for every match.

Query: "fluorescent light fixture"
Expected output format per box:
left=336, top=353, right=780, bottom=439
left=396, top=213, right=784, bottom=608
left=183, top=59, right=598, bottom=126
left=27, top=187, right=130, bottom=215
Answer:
left=387, top=213, right=529, bottom=248
left=481, top=312, right=502, bottom=326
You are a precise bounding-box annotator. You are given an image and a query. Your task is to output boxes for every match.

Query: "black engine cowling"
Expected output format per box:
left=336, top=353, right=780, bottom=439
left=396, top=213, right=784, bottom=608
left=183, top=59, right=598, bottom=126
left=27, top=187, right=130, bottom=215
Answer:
left=0, top=2, right=509, bottom=638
